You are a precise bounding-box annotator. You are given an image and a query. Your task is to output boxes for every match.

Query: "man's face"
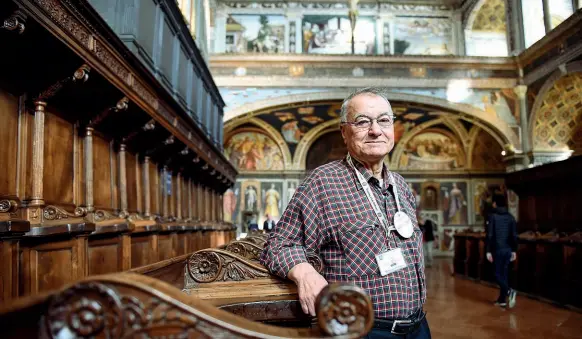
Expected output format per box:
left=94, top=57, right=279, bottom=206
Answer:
left=340, top=94, right=395, bottom=163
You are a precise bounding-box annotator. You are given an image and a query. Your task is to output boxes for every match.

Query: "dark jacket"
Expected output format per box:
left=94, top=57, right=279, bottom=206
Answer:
left=263, top=219, right=275, bottom=232
left=486, top=207, right=518, bottom=253
left=420, top=219, right=436, bottom=242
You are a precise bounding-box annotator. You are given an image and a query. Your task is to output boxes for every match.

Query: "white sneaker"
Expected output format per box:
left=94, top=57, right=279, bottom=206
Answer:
left=508, top=290, right=517, bottom=309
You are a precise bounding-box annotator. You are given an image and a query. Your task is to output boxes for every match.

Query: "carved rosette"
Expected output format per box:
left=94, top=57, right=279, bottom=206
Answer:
left=315, top=284, right=374, bottom=337
left=186, top=250, right=269, bottom=285
left=307, top=252, right=324, bottom=274
left=244, top=236, right=266, bottom=247
left=46, top=282, right=123, bottom=338
left=0, top=199, right=18, bottom=213
left=94, top=209, right=125, bottom=222
left=43, top=205, right=87, bottom=221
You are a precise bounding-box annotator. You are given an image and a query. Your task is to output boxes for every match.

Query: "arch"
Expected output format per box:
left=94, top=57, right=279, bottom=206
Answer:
left=293, top=118, right=341, bottom=170
left=391, top=119, right=467, bottom=170
left=224, top=90, right=519, bottom=148
left=465, top=0, right=506, bottom=32
left=224, top=117, right=293, bottom=170
left=529, top=61, right=582, bottom=152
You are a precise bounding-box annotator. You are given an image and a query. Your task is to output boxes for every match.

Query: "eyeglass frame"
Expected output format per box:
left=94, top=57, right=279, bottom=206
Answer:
left=340, top=113, right=395, bottom=130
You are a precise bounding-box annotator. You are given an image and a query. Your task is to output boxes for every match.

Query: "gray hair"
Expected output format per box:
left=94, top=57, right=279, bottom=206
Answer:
left=340, top=87, right=391, bottom=122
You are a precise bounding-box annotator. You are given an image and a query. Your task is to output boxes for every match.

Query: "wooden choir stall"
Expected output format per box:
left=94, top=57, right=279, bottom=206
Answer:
left=0, top=0, right=236, bottom=304
left=454, top=156, right=582, bottom=310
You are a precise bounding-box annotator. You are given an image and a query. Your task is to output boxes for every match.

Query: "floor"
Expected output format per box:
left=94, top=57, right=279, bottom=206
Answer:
left=424, top=258, right=582, bottom=339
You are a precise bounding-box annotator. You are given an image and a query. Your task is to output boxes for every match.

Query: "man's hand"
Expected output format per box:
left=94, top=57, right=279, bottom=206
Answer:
left=510, top=252, right=516, bottom=262
left=288, top=262, right=328, bottom=316
left=486, top=252, right=493, bottom=263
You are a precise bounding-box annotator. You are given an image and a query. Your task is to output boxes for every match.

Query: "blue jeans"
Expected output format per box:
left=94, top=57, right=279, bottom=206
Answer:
left=365, top=317, right=431, bottom=339
left=494, top=248, right=512, bottom=303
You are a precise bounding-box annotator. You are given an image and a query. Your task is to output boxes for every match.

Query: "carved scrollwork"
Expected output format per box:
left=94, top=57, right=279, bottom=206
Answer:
left=46, top=281, right=124, bottom=338
left=315, top=284, right=374, bottom=337
left=186, top=250, right=269, bottom=285
left=225, top=241, right=263, bottom=261
left=72, top=64, right=90, bottom=82
left=244, top=236, right=266, bottom=247
left=43, top=205, right=87, bottom=221
left=94, top=209, right=125, bottom=222
left=114, top=97, right=129, bottom=112
left=2, top=11, right=26, bottom=34
left=0, top=199, right=18, bottom=213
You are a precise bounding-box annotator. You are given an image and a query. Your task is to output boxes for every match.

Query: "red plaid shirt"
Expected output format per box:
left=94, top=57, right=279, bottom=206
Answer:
left=260, top=157, right=426, bottom=319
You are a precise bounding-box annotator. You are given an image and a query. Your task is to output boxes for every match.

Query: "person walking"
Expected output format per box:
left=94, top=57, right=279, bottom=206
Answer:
left=486, top=193, right=518, bottom=308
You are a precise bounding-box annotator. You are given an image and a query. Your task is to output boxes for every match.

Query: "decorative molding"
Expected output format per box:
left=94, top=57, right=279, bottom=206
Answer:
left=224, top=240, right=263, bottom=260
left=185, top=249, right=270, bottom=285
left=0, top=199, right=19, bottom=214
left=43, top=205, right=87, bottom=221
left=93, top=209, right=126, bottom=222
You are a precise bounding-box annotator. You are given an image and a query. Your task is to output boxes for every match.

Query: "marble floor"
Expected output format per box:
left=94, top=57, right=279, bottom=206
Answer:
left=424, top=258, right=582, bottom=339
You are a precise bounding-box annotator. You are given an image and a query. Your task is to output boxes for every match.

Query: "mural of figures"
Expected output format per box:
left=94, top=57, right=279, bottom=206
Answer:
left=454, top=89, right=518, bottom=124
left=223, top=188, right=238, bottom=222
left=508, top=189, right=519, bottom=220
left=225, top=15, right=285, bottom=53
left=400, top=131, right=465, bottom=170
left=262, top=183, right=282, bottom=218
left=394, top=18, right=453, bottom=55
left=303, top=15, right=376, bottom=54
left=474, top=181, right=505, bottom=225
left=224, top=130, right=284, bottom=171
left=440, top=227, right=456, bottom=252
left=408, top=182, right=422, bottom=209
left=281, top=120, right=306, bottom=144
left=241, top=181, right=261, bottom=213
left=440, top=182, right=468, bottom=225
left=287, top=181, right=297, bottom=204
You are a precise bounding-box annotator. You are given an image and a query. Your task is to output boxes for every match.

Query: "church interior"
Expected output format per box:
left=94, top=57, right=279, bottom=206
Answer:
left=0, top=0, right=581, bottom=337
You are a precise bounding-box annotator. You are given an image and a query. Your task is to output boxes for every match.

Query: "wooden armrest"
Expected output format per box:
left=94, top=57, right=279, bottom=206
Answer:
left=0, top=274, right=373, bottom=338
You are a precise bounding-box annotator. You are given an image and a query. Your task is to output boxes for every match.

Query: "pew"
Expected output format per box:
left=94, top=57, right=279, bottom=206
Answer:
left=0, top=239, right=375, bottom=338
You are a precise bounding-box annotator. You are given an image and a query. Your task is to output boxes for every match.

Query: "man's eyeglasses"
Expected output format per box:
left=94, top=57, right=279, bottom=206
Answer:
left=341, top=115, right=395, bottom=129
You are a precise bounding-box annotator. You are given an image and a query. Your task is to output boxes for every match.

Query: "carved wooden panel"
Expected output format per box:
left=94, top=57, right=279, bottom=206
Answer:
left=93, top=135, right=114, bottom=209
left=130, top=234, right=157, bottom=268
left=177, top=232, right=188, bottom=256
left=19, top=237, right=87, bottom=296
left=182, top=179, right=189, bottom=220
left=0, top=90, right=19, bottom=196
left=148, top=161, right=159, bottom=215
left=126, top=152, right=138, bottom=213
left=43, top=112, right=74, bottom=205
left=88, top=236, right=125, bottom=275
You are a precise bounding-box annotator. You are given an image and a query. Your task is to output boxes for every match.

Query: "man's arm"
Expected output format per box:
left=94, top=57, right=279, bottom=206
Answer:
left=510, top=216, right=518, bottom=261
left=259, top=182, right=327, bottom=315
left=486, top=215, right=495, bottom=262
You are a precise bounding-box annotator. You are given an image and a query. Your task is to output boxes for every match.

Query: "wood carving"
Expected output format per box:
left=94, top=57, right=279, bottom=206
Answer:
left=0, top=199, right=19, bottom=214
left=43, top=205, right=87, bottom=221
left=307, top=252, right=324, bottom=274
left=185, top=249, right=269, bottom=286
left=1, top=10, right=26, bottom=34
left=93, top=209, right=127, bottom=222
left=316, top=284, right=374, bottom=337
left=244, top=236, right=266, bottom=247
left=225, top=241, right=263, bottom=261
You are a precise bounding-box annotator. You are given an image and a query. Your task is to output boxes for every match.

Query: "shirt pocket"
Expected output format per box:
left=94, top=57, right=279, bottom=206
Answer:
left=339, top=219, right=385, bottom=278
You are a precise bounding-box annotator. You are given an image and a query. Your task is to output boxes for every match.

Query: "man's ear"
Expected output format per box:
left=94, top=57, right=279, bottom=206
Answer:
left=340, top=124, right=347, bottom=144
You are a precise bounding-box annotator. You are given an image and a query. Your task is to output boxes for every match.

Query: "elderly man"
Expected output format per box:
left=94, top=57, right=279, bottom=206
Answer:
left=260, top=87, right=430, bottom=338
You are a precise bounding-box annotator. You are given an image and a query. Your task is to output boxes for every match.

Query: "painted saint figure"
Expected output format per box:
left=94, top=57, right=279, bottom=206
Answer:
left=245, top=185, right=258, bottom=212
left=448, top=183, right=466, bottom=224
left=264, top=183, right=281, bottom=218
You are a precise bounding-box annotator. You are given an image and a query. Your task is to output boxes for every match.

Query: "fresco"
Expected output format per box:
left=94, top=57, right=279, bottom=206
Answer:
left=256, top=102, right=440, bottom=158
left=473, top=181, right=506, bottom=225
left=440, top=182, right=468, bottom=226
left=394, top=18, right=453, bottom=55
left=399, top=131, right=465, bottom=170
left=224, top=130, right=284, bottom=171
left=224, top=181, right=242, bottom=224
left=225, top=15, right=285, bottom=53
left=455, top=89, right=518, bottom=124
left=260, top=182, right=283, bottom=224
left=303, top=15, right=376, bottom=54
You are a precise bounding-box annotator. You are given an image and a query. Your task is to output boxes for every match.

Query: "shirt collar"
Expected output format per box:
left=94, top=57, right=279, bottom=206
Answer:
left=346, top=154, right=391, bottom=190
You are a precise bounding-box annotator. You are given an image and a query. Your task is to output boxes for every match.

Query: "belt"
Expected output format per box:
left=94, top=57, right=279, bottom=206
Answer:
left=373, top=309, right=426, bottom=335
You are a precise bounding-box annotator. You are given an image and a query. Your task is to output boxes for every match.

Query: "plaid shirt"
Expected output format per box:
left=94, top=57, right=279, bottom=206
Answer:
left=260, top=157, right=426, bottom=319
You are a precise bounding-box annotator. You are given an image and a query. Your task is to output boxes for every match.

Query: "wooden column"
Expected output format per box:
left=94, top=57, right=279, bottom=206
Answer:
left=143, top=156, right=151, bottom=217
left=118, top=144, right=128, bottom=215
left=188, top=179, right=193, bottom=220
left=26, top=101, right=46, bottom=223
left=84, top=127, right=94, bottom=212
left=514, top=85, right=530, bottom=155
left=176, top=172, right=182, bottom=220
left=162, top=166, right=169, bottom=218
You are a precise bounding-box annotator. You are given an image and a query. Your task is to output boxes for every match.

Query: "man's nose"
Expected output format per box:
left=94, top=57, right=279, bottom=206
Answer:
left=368, top=120, right=382, bottom=136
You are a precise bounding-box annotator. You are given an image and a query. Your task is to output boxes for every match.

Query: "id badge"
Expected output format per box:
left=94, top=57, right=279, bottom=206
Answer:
left=375, top=248, right=407, bottom=276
